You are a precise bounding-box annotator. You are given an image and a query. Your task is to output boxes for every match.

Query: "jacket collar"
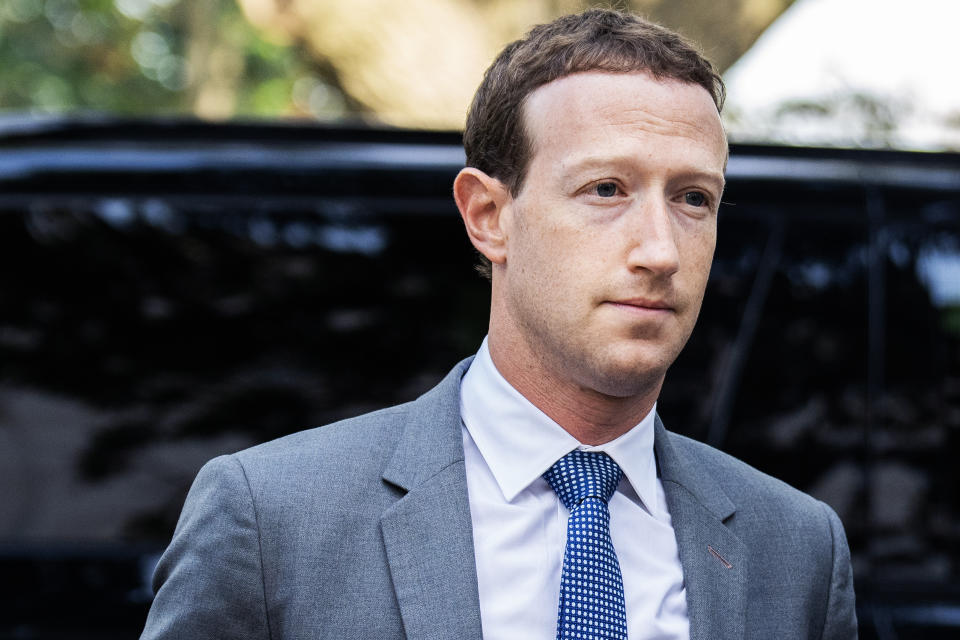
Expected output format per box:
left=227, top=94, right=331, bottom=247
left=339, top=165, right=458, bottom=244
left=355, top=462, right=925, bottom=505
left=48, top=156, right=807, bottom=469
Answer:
left=381, top=358, right=473, bottom=491
left=655, top=415, right=746, bottom=640
left=380, top=358, right=483, bottom=640
left=380, top=358, right=746, bottom=640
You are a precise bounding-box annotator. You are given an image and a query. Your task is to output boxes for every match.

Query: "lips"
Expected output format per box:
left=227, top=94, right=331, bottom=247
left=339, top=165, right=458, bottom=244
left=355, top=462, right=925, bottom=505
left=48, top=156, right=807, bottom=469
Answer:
left=608, top=297, right=675, bottom=312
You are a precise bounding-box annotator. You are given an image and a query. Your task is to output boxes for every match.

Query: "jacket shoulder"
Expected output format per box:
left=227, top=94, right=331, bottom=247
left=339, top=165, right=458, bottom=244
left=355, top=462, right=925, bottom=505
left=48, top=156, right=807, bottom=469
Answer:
left=662, top=431, right=857, bottom=638
left=663, top=430, right=843, bottom=547
left=236, top=401, right=413, bottom=465
left=229, top=357, right=473, bottom=476
left=214, top=401, right=414, bottom=508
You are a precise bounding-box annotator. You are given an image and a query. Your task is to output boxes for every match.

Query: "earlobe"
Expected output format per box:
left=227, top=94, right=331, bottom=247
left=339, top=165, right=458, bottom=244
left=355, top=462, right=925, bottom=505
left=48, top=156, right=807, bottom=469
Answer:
left=454, top=168, right=510, bottom=266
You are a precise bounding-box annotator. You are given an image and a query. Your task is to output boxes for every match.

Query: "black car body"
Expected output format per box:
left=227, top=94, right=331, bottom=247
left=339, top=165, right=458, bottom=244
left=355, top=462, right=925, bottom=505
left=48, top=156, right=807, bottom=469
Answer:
left=1, top=118, right=959, bottom=639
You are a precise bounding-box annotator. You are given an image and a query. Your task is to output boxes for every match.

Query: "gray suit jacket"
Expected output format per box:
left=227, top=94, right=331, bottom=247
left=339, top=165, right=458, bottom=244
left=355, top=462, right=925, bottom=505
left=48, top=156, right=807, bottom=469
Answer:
left=141, top=358, right=857, bottom=639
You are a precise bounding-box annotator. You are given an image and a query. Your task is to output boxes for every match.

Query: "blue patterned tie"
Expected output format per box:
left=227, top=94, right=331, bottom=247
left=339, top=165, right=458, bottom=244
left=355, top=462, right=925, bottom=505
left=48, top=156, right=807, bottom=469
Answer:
left=543, top=450, right=628, bottom=640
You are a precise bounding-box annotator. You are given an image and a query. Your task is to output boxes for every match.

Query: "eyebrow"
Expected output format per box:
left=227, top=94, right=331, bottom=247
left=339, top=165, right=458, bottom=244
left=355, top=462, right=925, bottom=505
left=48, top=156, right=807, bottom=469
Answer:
left=560, top=156, right=726, bottom=191
left=676, top=169, right=726, bottom=192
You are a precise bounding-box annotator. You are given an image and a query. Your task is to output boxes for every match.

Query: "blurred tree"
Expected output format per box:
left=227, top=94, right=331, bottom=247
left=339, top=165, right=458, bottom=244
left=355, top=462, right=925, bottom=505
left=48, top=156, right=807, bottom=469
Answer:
left=0, top=0, right=794, bottom=126
left=0, top=0, right=176, bottom=113
left=633, top=0, right=795, bottom=73
left=237, top=0, right=797, bottom=128
left=0, top=0, right=326, bottom=119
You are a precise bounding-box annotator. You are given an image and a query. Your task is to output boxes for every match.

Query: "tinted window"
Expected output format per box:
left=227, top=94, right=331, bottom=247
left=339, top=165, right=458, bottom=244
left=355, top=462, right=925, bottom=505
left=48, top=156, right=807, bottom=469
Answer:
left=0, top=196, right=487, bottom=545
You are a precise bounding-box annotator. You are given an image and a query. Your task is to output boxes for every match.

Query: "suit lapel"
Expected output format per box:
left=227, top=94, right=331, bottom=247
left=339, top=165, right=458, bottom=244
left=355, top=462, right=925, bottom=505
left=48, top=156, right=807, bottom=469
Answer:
left=380, top=360, right=483, bottom=640
left=376, top=364, right=746, bottom=640
left=655, top=417, right=746, bottom=640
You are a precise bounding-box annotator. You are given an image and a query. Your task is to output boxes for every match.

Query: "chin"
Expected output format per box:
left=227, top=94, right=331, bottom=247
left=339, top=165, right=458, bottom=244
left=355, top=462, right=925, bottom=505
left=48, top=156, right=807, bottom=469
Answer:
left=582, top=350, right=671, bottom=399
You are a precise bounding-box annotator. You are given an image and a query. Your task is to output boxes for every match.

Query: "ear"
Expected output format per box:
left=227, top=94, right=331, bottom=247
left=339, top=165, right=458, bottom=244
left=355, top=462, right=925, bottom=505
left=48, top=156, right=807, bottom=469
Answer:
left=454, top=167, right=511, bottom=267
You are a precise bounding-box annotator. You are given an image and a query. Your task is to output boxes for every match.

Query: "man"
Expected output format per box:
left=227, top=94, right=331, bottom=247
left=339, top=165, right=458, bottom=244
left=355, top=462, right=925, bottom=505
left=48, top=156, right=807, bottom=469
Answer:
left=142, top=9, right=856, bottom=640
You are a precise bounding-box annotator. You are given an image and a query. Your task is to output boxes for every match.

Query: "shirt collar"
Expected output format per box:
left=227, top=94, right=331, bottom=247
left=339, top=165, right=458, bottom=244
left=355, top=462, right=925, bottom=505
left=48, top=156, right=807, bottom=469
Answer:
left=460, top=337, right=660, bottom=513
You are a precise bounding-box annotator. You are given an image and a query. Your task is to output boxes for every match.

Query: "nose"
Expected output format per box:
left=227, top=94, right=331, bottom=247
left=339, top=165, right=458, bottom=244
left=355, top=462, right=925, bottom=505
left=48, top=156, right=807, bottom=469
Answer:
left=625, top=197, right=680, bottom=276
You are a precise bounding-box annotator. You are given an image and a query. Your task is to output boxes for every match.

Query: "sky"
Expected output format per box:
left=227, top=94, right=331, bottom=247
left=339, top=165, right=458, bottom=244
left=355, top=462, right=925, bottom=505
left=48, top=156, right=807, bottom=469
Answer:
left=723, top=0, right=960, bottom=150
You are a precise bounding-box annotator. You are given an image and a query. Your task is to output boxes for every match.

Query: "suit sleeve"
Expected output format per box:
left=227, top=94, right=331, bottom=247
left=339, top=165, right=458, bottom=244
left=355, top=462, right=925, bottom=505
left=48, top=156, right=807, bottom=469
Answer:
left=140, top=455, right=271, bottom=640
left=818, top=501, right=858, bottom=640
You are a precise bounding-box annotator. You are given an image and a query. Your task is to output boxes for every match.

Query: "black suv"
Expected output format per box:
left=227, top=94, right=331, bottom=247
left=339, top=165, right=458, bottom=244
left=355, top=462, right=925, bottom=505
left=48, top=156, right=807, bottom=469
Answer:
left=1, top=118, right=959, bottom=639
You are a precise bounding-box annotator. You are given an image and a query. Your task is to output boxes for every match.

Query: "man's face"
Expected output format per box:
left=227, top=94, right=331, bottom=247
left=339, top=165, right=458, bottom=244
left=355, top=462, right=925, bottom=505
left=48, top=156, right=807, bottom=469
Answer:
left=496, top=71, right=727, bottom=398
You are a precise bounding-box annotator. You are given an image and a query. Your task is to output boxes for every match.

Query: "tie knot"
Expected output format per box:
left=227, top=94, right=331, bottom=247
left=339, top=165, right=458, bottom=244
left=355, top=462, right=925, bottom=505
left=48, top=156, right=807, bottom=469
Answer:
left=543, top=450, right=622, bottom=511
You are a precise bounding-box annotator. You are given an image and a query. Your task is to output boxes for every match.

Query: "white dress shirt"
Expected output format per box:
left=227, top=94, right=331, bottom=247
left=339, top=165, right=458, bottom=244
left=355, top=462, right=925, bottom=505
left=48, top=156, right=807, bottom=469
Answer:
left=460, top=338, right=689, bottom=640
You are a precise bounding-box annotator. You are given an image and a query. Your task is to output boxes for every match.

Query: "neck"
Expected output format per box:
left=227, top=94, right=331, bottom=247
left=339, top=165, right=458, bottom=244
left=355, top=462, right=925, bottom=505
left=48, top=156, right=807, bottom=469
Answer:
left=486, top=334, right=662, bottom=446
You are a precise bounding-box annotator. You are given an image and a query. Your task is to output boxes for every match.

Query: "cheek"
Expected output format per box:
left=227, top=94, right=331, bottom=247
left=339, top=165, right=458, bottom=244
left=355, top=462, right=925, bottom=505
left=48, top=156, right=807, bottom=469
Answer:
left=679, top=226, right=717, bottom=289
left=686, top=221, right=717, bottom=263
left=512, top=239, right=590, bottom=318
left=515, top=212, right=582, bottom=271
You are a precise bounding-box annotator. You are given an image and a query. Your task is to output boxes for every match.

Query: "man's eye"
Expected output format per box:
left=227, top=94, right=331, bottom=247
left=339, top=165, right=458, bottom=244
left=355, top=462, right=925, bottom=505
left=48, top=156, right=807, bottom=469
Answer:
left=685, top=191, right=707, bottom=207
left=595, top=182, right=618, bottom=197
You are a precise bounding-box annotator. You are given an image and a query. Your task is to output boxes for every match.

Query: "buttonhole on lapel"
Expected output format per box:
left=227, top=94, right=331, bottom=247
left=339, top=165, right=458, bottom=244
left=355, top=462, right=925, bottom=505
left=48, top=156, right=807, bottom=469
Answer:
left=708, top=545, right=733, bottom=569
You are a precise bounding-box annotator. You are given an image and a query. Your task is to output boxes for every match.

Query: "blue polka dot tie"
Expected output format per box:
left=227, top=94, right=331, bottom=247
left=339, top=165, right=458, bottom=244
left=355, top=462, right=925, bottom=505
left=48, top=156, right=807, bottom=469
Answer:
left=543, top=450, right=628, bottom=640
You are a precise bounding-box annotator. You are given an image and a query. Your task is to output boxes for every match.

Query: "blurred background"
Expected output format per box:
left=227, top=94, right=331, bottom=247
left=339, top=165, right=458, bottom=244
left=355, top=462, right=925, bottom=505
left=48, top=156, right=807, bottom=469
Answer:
left=1, top=0, right=959, bottom=638
left=2, top=0, right=958, bottom=146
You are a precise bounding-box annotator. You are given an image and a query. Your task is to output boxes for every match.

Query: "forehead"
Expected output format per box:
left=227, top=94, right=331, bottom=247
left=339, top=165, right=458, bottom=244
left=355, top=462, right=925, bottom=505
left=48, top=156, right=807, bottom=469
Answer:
left=521, top=71, right=727, bottom=169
